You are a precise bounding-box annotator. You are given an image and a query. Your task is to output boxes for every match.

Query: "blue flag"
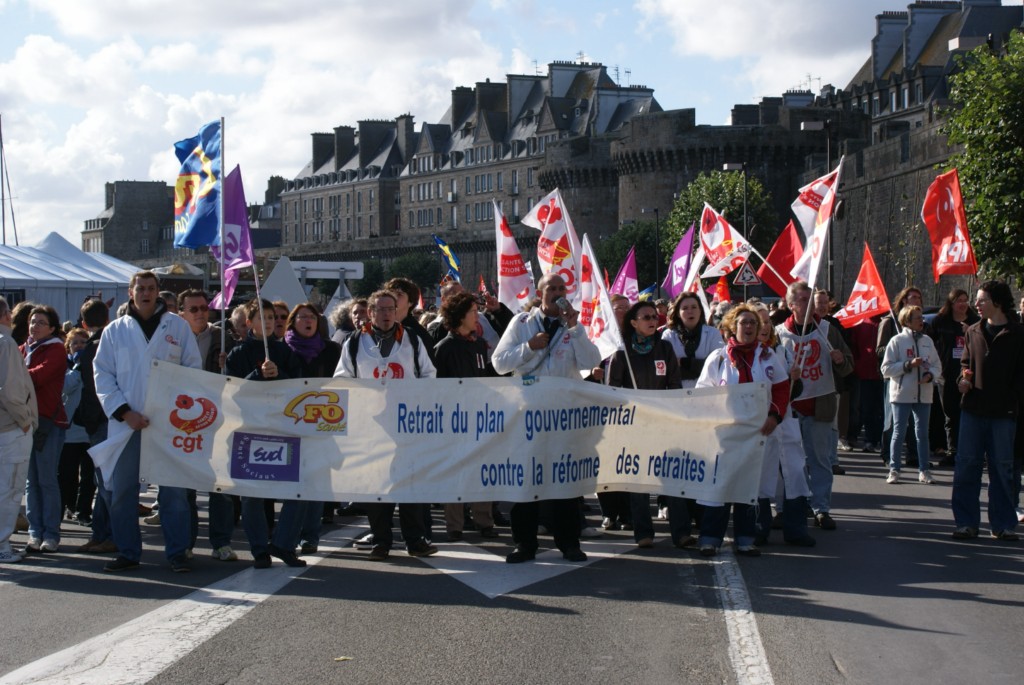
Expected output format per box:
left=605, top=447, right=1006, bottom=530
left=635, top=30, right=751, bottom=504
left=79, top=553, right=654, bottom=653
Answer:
left=432, top=234, right=461, bottom=280
left=173, top=120, right=222, bottom=248
left=637, top=283, right=657, bottom=301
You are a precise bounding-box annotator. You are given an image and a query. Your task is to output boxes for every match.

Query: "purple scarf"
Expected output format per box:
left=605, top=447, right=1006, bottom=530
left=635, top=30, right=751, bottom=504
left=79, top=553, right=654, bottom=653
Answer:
left=284, top=329, right=325, bottom=362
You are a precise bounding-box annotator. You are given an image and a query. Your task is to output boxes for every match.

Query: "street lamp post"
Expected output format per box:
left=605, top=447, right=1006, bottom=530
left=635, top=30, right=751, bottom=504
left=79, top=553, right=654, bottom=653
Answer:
left=722, top=163, right=748, bottom=300
left=641, top=207, right=660, bottom=299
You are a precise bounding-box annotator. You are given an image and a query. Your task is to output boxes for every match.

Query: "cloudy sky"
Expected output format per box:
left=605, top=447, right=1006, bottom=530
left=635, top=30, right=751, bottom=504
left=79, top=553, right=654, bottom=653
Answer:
left=0, top=0, right=991, bottom=248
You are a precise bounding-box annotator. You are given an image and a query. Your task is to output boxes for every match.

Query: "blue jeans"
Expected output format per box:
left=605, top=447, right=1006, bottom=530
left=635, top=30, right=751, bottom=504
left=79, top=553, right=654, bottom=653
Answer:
left=698, top=503, right=756, bottom=548
left=952, top=410, right=1018, bottom=533
left=241, top=497, right=305, bottom=557
left=299, top=500, right=323, bottom=546
left=87, top=424, right=112, bottom=544
left=797, top=415, right=835, bottom=514
left=26, top=420, right=64, bottom=543
left=630, top=494, right=692, bottom=544
left=208, top=493, right=236, bottom=550
left=95, top=431, right=192, bottom=561
left=890, top=402, right=931, bottom=472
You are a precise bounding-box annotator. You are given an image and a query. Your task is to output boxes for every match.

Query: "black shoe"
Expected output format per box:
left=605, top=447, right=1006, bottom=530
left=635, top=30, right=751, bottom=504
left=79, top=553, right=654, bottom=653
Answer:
left=562, top=548, right=587, bottom=562
left=493, top=511, right=510, bottom=527
left=169, top=554, right=191, bottom=573
left=831, top=464, right=846, bottom=475
left=478, top=527, right=499, bottom=539
left=407, top=539, right=438, bottom=557
left=448, top=530, right=463, bottom=542
left=321, top=515, right=334, bottom=525
left=268, top=544, right=307, bottom=567
left=300, top=543, right=318, bottom=555
left=814, top=512, right=837, bottom=530
left=367, top=545, right=390, bottom=561
left=736, top=545, right=761, bottom=557
left=104, top=556, right=140, bottom=573
left=336, top=505, right=366, bottom=517
left=770, top=513, right=784, bottom=530
left=784, top=534, right=817, bottom=547
left=505, top=547, right=536, bottom=563
left=253, top=553, right=272, bottom=569
left=353, top=532, right=375, bottom=548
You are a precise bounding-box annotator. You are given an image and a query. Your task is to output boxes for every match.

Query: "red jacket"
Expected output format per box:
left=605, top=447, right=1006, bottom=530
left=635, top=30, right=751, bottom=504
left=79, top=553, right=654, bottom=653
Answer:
left=21, top=338, right=66, bottom=423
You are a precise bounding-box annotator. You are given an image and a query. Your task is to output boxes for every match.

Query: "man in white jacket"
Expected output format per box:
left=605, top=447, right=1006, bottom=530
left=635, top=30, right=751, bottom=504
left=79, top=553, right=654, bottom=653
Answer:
left=492, top=274, right=601, bottom=563
left=0, top=297, right=38, bottom=563
left=92, top=272, right=201, bottom=573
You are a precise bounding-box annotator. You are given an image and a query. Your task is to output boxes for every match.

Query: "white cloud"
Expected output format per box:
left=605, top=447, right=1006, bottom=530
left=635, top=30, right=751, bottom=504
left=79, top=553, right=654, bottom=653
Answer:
left=634, top=0, right=894, bottom=95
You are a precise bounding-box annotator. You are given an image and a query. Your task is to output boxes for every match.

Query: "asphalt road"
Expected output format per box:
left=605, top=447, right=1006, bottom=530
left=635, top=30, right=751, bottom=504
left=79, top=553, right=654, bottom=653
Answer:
left=1, top=448, right=1021, bottom=685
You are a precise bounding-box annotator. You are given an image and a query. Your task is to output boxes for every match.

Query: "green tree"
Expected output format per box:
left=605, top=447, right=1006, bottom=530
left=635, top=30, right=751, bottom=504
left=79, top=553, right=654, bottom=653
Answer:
left=595, top=220, right=661, bottom=290
left=664, top=171, right=778, bottom=258
left=351, top=259, right=385, bottom=298
left=944, top=32, right=1024, bottom=279
left=387, top=251, right=441, bottom=294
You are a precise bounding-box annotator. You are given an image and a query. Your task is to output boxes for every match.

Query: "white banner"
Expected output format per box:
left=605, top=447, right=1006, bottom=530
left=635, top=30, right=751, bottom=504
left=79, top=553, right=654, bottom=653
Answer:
left=140, top=362, right=769, bottom=504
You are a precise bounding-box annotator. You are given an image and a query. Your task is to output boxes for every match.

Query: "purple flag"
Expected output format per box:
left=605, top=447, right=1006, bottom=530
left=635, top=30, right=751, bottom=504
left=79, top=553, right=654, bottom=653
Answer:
left=661, top=224, right=696, bottom=299
left=209, top=165, right=254, bottom=310
left=609, top=246, right=640, bottom=303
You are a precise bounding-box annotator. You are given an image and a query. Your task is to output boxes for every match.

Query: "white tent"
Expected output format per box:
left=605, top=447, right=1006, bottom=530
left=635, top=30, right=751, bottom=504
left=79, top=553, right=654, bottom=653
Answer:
left=0, top=232, right=138, bottom=322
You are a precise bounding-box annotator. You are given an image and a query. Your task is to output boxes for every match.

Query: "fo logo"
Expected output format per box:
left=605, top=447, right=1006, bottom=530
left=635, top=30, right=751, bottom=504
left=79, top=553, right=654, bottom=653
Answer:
left=283, top=390, right=348, bottom=434
left=168, top=394, right=218, bottom=453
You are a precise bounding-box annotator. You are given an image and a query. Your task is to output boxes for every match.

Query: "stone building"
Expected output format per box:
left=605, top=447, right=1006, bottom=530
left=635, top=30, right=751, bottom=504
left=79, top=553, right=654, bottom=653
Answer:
left=814, top=0, right=1023, bottom=301
left=275, top=61, right=661, bottom=285
left=81, top=181, right=180, bottom=262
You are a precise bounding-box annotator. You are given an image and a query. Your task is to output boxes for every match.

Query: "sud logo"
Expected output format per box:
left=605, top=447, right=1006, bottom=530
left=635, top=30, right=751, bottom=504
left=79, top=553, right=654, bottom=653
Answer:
left=283, top=390, right=348, bottom=434
left=168, top=394, right=218, bottom=453
left=230, top=432, right=301, bottom=482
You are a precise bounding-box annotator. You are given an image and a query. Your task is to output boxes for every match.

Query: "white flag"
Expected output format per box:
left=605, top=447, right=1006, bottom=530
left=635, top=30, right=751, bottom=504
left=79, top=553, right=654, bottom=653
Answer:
left=579, top=234, right=624, bottom=361
left=522, top=188, right=583, bottom=304
left=493, top=200, right=535, bottom=312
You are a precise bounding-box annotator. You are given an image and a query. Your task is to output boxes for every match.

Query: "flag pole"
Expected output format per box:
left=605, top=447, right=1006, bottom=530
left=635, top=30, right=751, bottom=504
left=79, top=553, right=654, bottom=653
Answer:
left=748, top=244, right=789, bottom=287
left=218, top=116, right=228, bottom=373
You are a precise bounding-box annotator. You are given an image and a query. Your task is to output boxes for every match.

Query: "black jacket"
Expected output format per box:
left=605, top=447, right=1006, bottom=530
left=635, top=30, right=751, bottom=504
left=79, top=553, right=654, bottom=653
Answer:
left=960, top=318, right=1024, bottom=418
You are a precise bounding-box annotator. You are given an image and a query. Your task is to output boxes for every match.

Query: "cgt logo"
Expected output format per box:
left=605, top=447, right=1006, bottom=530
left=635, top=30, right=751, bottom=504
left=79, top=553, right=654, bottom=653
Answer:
left=283, top=390, right=348, bottom=434
left=168, top=394, right=218, bottom=453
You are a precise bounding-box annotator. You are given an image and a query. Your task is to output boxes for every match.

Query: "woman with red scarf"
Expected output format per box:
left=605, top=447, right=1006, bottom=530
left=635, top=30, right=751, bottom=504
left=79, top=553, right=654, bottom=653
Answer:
left=695, top=304, right=790, bottom=557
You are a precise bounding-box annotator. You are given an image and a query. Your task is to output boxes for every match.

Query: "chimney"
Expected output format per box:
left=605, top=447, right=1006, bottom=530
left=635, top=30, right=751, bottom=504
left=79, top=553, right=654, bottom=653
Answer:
left=311, top=132, right=333, bottom=172
left=333, top=126, right=355, bottom=170
left=451, top=86, right=475, bottom=128
left=395, top=114, right=416, bottom=164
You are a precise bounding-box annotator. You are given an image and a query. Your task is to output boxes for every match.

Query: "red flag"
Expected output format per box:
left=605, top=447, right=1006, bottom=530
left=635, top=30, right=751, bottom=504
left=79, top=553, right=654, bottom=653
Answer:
left=477, top=274, right=488, bottom=294
left=921, top=168, right=977, bottom=282
left=713, top=276, right=731, bottom=304
left=834, top=244, right=891, bottom=327
left=757, top=220, right=804, bottom=297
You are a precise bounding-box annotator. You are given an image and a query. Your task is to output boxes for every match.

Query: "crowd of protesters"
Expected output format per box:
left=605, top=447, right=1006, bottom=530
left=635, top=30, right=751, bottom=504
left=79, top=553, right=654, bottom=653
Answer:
left=1, top=269, right=1021, bottom=569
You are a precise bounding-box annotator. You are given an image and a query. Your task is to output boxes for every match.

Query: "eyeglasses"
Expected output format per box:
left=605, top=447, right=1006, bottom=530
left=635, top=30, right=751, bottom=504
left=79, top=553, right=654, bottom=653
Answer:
left=295, top=314, right=318, bottom=321
left=636, top=314, right=659, bottom=321
left=374, top=306, right=397, bottom=313
left=187, top=305, right=209, bottom=313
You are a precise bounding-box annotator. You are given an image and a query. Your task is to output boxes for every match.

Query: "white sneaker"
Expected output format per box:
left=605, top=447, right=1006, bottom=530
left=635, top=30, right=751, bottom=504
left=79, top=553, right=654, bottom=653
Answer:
left=1017, top=507, right=1024, bottom=523
left=212, top=546, right=238, bottom=562
left=886, top=470, right=900, bottom=484
left=919, top=470, right=934, bottom=484
left=657, top=507, right=669, bottom=520
left=601, top=516, right=615, bottom=529
left=0, top=548, right=23, bottom=563
left=143, top=511, right=161, bottom=525
left=40, top=539, right=59, bottom=553
left=580, top=526, right=603, bottom=538
left=837, top=439, right=852, bottom=452
left=26, top=537, right=42, bottom=552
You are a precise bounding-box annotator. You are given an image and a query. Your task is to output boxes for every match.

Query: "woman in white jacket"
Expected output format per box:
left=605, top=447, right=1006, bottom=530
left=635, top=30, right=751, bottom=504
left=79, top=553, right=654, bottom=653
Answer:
left=881, top=305, right=942, bottom=484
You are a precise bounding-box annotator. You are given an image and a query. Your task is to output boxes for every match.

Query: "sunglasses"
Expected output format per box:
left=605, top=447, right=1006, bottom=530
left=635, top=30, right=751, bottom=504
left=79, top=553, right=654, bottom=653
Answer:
left=187, top=305, right=209, bottom=313
left=636, top=314, right=659, bottom=321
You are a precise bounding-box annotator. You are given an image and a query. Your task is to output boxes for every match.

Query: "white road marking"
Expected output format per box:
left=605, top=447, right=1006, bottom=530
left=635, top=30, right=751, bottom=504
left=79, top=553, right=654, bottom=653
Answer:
left=422, top=536, right=635, bottom=598
left=710, top=548, right=775, bottom=685
left=0, top=525, right=363, bottom=685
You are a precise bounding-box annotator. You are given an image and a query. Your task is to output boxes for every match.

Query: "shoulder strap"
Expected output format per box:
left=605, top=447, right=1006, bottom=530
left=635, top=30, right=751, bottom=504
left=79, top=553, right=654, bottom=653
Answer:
left=348, top=331, right=360, bottom=378
left=409, top=330, right=421, bottom=378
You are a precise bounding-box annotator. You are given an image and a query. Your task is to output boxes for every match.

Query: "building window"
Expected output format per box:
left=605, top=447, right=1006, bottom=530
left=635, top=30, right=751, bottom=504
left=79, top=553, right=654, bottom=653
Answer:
left=465, top=177, right=471, bottom=195
left=141, top=220, right=149, bottom=232
left=466, top=205, right=472, bottom=223
left=408, top=211, right=413, bottom=230
left=369, top=215, right=375, bottom=234
left=436, top=208, right=442, bottom=225
left=140, top=238, right=150, bottom=254
left=890, top=90, right=897, bottom=112
left=487, top=174, right=493, bottom=192
left=872, top=95, right=880, bottom=116
left=527, top=168, right=534, bottom=187
left=497, top=172, right=503, bottom=191
left=357, top=192, right=362, bottom=212
left=902, top=86, right=909, bottom=109
left=357, top=216, right=362, bottom=237
left=916, top=82, right=923, bottom=103
left=450, top=207, right=457, bottom=230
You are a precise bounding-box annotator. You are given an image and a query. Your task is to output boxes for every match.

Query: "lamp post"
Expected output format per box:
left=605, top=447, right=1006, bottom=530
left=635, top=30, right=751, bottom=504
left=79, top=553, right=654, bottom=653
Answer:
left=800, top=119, right=833, bottom=292
left=722, top=162, right=748, bottom=300
left=641, top=207, right=660, bottom=299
